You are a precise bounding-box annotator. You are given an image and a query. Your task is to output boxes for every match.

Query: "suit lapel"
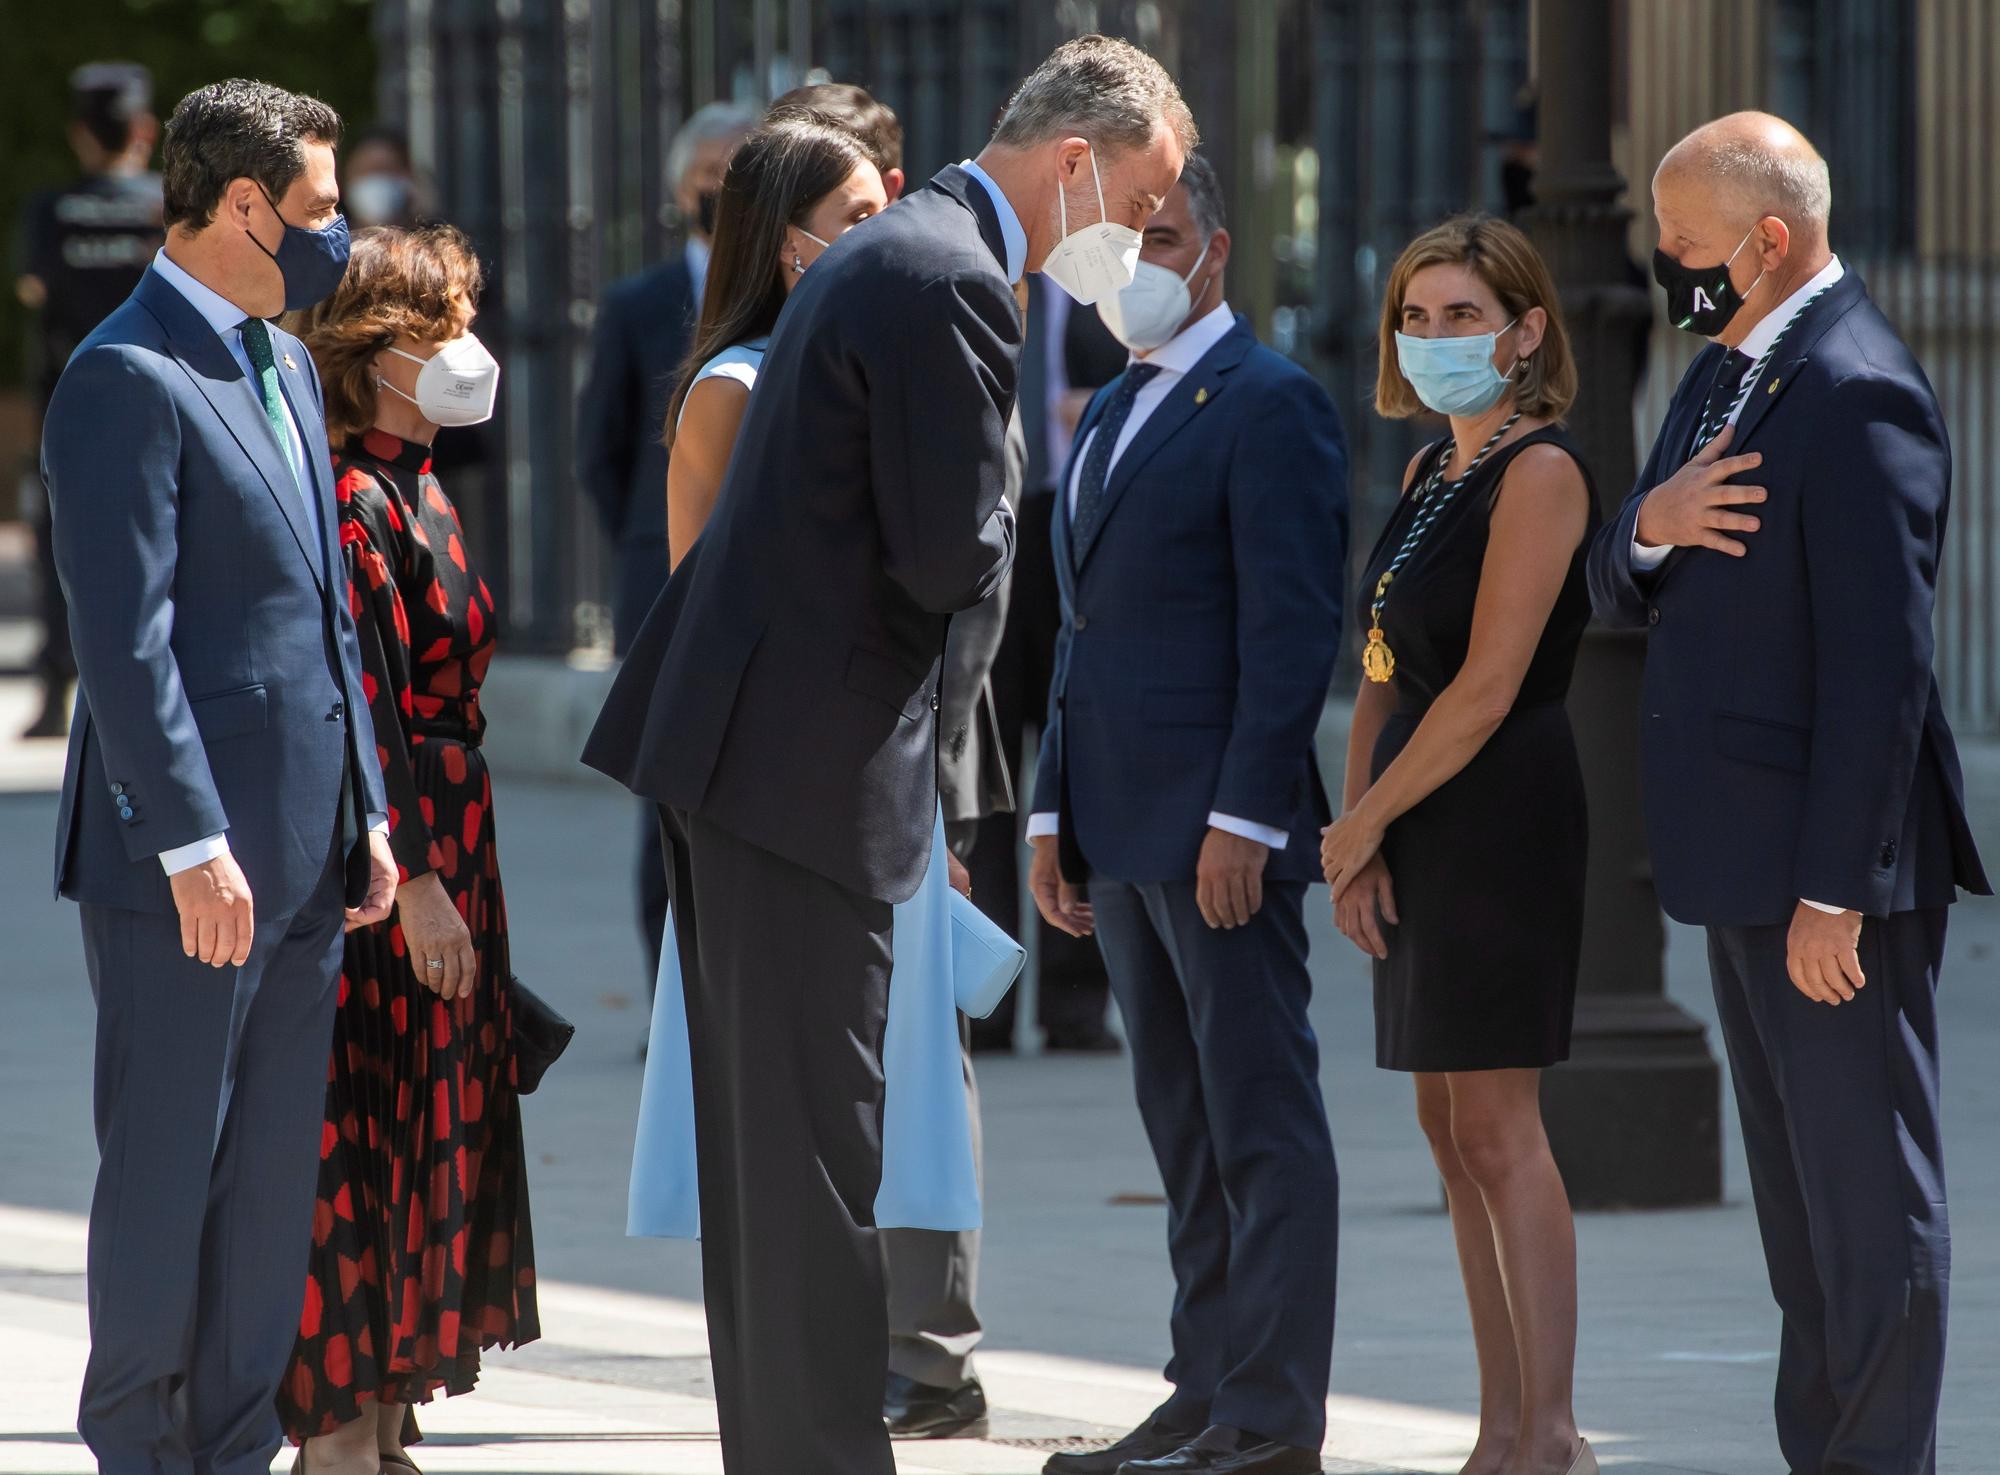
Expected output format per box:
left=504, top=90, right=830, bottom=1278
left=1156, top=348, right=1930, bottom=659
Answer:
left=1073, top=319, right=1255, bottom=573
left=135, top=271, right=326, bottom=591
left=1655, top=272, right=1868, bottom=586
left=1728, top=271, right=1867, bottom=453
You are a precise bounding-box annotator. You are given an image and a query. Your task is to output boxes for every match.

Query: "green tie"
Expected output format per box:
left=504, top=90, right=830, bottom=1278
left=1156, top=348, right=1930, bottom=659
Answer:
left=238, top=317, right=297, bottom=486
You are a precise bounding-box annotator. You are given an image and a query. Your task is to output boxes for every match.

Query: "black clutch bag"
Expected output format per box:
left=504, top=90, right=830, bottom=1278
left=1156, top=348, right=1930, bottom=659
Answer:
left=509, top=976, right=574, bottom=1094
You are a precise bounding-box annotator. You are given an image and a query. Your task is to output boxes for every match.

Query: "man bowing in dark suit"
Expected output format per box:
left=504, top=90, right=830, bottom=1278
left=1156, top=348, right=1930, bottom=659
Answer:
left=40, top=79, right=397, bottom=1475
left=1030, top=154, right=1348, bottom=1475
left=1587, top=112, right=1988, bottom=1475
left=584, top=36, right=1194, bottom=1475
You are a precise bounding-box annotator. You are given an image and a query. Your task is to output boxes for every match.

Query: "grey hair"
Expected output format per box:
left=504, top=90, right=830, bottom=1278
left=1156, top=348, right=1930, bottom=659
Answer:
left=991, top=35, right=1197, bottom=157
left=667, top=101, right=757, bottom=192
left=1659, top=118, right=1833, bottom=238
left=1179, top=151, right=1226, bottom=237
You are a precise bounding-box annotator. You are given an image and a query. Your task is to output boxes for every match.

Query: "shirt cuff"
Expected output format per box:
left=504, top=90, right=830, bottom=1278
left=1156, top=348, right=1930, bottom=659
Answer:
left=1207, top=812, right=1291, bottom=850
left=368, top=816, right=389, bottom=837
left=1801, top=898, right=1846, bottom=915
left=159, top=833, right=229, bottom=875
left=1026, top=812, right=1060, bottom=839
left=1630, top=537, right=1672, bottom=571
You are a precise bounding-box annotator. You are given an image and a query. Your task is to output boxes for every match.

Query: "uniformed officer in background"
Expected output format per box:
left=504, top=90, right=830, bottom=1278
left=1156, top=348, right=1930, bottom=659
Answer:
left=12, top=62, right=164, bottom=740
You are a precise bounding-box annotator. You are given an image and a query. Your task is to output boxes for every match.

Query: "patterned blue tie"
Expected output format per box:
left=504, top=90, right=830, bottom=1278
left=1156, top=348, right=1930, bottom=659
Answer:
left=1071, top=362, right=1161, bottom=559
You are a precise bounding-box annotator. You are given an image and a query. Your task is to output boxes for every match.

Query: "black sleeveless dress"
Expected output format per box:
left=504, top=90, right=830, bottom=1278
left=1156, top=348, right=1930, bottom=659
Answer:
left=1359, top=425, right=1597, bottom=1072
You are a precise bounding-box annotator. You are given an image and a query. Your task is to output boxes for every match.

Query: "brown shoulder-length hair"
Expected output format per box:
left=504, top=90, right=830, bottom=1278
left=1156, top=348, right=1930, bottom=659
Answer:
left=663, top=114, right=872, bottom=446
left=289, top=223, right=484, bottom=444
left=1375, top=214, right=1577, bottom=422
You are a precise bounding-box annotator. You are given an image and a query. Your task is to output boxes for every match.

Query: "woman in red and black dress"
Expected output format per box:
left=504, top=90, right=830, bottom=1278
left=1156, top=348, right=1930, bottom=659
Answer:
left=280, top=224, right=538, bottom=1475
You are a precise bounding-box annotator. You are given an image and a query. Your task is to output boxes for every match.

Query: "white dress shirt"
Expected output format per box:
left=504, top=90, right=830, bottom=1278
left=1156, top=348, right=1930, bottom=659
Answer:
left=1631, top=255, right=1848, bottom=916
left=1028, top=300, right=1292, bottom=852
left=956, top=159, right=1027, bottom=283
left=149, top=250, right=384, bottom=875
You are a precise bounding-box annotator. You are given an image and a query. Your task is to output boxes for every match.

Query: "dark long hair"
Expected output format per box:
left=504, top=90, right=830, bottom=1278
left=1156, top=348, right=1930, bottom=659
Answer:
left=663, top=114, right=871, bottom=444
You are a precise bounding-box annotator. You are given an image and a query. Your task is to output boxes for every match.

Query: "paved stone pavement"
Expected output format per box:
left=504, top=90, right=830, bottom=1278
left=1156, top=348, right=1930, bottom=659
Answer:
left=2, top=659, right=1996, bottom=1475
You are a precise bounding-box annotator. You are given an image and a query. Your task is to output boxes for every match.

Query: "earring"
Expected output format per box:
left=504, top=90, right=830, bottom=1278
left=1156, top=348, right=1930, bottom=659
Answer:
left=792, top=252, right=805, bottom=274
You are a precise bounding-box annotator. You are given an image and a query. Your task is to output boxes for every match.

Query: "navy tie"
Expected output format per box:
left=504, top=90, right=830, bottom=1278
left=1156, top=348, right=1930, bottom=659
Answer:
left=1071, top=362, right=1161, bottom=558
left=1689, top=348, right=1753, bottom=460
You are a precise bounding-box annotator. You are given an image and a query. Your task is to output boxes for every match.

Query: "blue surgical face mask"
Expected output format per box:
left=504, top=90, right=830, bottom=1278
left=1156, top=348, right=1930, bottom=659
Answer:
left=247, top=184, right=352, bottom=312
left=1394, top=319, right=1519, bottom=417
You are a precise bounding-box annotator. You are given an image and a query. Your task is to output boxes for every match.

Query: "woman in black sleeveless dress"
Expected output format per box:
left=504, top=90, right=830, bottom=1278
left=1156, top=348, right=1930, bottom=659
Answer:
left=1320, top=217, right=1598, bottom=1475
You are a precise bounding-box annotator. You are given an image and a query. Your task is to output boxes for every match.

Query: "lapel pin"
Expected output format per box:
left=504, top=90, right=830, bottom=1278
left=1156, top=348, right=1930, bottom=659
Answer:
left=1194, top=387, right=1209, bottom=406
left=1766, top=376, right=1780, bottom=393
left=283, top=353, right=298, bottom=371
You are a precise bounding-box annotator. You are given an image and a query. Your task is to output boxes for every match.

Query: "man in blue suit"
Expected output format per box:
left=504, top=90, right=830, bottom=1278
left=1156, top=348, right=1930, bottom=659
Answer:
left=1587, top=113, right=1989, bottom=1475
left=1029, top=155, right=1348, bottom=1475
left=40, top=79, right=396, bottom=1475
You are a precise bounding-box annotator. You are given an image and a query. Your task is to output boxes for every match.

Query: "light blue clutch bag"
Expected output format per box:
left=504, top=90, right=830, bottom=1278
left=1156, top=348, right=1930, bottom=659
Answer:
left=949, top=889, right=1026, bottom=1019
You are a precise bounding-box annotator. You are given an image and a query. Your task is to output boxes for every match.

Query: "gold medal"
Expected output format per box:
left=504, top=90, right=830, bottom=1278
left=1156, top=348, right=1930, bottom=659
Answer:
left=1363, top=629, right=1395, bottom=683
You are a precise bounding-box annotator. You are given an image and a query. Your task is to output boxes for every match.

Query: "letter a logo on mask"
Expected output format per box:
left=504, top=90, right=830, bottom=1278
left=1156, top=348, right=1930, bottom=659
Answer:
left=1692, top=286, right=1716, bottom=314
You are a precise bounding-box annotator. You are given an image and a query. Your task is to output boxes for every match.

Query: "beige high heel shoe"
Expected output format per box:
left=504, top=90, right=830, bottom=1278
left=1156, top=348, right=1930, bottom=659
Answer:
left=1564, top=1438, right=1599, bottom=1475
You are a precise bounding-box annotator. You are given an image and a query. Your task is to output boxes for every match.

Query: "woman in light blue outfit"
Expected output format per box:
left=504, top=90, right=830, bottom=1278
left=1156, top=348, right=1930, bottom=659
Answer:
left=626, top=113, right=980, bottom=1238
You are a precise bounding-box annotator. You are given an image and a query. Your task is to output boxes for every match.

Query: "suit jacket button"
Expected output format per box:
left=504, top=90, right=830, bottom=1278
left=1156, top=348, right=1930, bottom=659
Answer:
left=1647, top=607, right=1661, bottom=626
left=1881, top=841, right=1898, bottom=867
left=110, top=782, right=124, bottom=796
left=1075, top=615, right=1089, bottom=632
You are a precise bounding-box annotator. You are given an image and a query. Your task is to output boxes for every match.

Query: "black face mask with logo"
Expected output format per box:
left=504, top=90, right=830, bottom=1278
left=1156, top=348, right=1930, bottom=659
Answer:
left=1652, top=223, right=1761, bottom=336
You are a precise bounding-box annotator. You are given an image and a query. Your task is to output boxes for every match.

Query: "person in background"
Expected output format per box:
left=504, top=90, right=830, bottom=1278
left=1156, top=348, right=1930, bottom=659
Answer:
left=1588, top=112, right=1989, bottom=1475
left=658, top=117, right=890, bottom=568
left=340, top=124, right=427, bottom=228
left=770, top=81, right=907, bottom=201
left=12, top=62, right=163, bottom=741
left=1030, top=154, right=1346, bottom=1475
left=1328, top=214, right=1596, bottom=1475
left=575, top=100, right=755, bottom=1003
left=40, top=77, right=397, bottom=1475
left=966, top=271, right=1126, bottom=1056
left=279, top=224, right=539, bottom=1475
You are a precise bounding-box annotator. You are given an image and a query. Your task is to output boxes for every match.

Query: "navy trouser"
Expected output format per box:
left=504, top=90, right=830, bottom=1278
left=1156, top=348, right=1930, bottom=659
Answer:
left=1089, top=878, right=1338, bottom=1451
left=1707, top=909, right=1950, bottom=1475
left=78, top=845, right=346, bottom=1475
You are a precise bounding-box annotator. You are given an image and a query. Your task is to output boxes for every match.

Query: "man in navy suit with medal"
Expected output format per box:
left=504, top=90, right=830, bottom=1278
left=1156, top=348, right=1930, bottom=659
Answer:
left=41, top=79, right=397, bottom=1475
left=1588, top=113, right=1988, bottom=1475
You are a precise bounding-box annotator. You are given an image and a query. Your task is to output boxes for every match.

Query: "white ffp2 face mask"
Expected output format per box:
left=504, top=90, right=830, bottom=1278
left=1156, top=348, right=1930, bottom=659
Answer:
left=378, top=332, right=500, bottom=427
left=1040, top=145, right=1143, bottom=306
left=1097, top=239, right=1210, bottom=352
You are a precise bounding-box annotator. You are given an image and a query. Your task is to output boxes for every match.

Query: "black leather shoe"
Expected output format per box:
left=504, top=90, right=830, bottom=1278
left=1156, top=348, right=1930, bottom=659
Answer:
left=1119, top=1424, right=1322, bottom=1474
left=1044, top=1419, right=1198, bottom=1474
left=884, top=1370, right=988, bottom=1438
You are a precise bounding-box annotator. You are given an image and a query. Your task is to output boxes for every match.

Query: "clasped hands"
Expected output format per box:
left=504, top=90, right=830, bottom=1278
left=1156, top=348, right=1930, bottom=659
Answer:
left=1322, top=809, right=1398, bottom=960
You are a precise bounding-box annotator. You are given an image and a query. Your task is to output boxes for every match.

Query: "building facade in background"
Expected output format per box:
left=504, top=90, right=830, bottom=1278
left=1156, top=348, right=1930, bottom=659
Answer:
left=370, top=0, right=1999, bottom=732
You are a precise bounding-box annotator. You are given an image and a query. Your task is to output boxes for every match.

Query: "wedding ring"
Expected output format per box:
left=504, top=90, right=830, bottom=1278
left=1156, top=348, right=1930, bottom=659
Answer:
left=424, top=959, right=444, bottom=972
